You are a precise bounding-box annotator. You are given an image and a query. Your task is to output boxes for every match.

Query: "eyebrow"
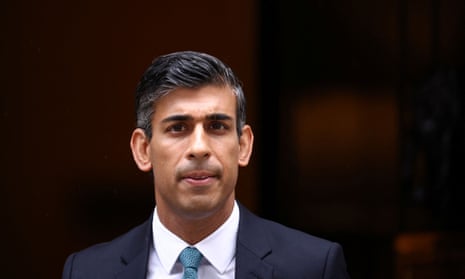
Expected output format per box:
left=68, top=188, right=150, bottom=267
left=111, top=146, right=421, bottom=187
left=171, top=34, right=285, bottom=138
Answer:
left=161, top=113, right=233, bottom=123
left=161, top=115, right=193, bottom=123
left=207, top=113, right=233, bottom=121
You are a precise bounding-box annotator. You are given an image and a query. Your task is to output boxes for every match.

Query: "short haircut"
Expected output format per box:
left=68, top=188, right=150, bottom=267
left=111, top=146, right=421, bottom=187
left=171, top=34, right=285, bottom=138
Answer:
left=135, top=51, right=246, bottom=139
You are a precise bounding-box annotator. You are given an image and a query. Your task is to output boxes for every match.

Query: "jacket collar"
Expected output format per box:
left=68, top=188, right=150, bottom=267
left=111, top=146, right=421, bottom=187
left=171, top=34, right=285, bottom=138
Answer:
left=235, top=203, right=274, bottom=279
left=115, top=214, right=153, bottom=279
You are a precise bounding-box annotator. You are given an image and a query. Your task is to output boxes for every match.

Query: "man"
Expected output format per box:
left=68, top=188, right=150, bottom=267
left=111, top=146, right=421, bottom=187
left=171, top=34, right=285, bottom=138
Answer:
left=62, top=51, right=350, bottom=278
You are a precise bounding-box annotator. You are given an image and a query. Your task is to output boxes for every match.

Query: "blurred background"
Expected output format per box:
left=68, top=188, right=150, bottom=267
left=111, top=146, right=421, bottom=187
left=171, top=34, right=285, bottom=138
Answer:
left=2, top=0, right=465, bottom=278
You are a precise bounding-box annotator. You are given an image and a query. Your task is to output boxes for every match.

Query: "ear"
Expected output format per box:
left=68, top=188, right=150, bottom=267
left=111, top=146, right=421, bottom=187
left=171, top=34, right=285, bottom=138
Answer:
left=238, top=125, right=254, bottom=167
left=130, top=128, right=153, bottom=172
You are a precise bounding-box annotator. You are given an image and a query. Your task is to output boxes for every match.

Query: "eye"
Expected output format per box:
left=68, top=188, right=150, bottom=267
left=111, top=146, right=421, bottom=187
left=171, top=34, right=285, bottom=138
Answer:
left=209, top=121, right=229, bottom=131
left=167, top=123, right=187, bottom=133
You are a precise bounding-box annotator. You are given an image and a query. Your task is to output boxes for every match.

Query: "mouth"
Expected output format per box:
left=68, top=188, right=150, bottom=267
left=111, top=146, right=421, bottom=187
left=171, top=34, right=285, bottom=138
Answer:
left=181, top=170, right=218, bottom=186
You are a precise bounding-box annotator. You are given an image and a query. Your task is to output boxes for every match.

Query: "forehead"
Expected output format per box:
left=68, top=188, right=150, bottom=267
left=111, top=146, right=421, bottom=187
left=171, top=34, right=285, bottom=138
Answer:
left=153, top=85, right=237, bottom=119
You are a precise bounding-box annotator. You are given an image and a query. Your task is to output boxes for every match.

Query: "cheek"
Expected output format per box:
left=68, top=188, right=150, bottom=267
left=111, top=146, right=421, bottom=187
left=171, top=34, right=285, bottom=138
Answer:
left=151, top=139, right=185, bottom=160
left=150, top=145, right=180, bottom=176
left=214, top=141, right=241, bottom=164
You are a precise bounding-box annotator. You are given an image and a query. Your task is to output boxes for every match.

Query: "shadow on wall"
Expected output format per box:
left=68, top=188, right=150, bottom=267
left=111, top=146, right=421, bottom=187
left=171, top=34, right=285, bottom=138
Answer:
left=64, top=176, right=154, bottom=248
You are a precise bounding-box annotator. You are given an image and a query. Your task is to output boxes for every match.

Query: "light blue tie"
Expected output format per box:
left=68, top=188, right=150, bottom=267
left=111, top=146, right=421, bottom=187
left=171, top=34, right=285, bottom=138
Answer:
left=179, top=247, right=203, bottom=279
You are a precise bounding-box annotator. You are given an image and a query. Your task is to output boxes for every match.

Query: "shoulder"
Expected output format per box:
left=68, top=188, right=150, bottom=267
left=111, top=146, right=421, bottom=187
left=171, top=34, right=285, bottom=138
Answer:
left=238, top=204, right=349, bottom=278
left=256, top=212, right=337, bottom=256
left=239, top=203, right=334, bottom=252
left=69, top=218, right=150, bottom=263
left=62, top=217, right=152, bottom=278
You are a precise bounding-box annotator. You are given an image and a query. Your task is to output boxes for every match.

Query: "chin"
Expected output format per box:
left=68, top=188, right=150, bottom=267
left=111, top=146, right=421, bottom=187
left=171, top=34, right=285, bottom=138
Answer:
left=180, top=198, right=221, bottom=219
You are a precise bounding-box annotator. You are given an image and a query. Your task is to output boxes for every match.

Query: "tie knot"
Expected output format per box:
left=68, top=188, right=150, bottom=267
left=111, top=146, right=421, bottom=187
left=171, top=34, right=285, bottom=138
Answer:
left=179, top=247, right=203, bottom=269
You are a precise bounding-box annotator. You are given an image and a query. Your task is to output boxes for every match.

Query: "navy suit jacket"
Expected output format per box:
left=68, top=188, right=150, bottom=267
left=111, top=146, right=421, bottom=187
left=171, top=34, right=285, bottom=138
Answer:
left=63, top=203, right=350, bottom=278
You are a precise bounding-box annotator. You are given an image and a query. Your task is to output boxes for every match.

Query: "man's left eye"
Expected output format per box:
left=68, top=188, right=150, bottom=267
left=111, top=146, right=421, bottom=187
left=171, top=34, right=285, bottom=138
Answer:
left=209, top=121, right=227, bottom=130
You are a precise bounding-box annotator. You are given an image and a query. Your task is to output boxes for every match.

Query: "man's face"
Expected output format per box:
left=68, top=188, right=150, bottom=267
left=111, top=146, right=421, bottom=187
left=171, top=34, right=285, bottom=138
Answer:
left=138, top=85, right=253, bottom=220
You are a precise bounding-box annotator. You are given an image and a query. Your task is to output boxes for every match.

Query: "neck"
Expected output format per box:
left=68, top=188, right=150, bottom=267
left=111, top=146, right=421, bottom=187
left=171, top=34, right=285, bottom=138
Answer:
left=157, top=199, right=235, bottom=245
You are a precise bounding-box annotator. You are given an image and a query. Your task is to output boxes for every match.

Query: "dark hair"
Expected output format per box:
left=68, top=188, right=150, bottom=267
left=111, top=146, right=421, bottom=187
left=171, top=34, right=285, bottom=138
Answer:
left=135, top=51, right=246, bottom=139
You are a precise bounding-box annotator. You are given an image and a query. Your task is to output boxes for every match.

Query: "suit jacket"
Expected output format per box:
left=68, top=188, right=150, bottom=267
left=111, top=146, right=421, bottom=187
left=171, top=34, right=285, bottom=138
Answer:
left=63, top=203, right=350, bottom=278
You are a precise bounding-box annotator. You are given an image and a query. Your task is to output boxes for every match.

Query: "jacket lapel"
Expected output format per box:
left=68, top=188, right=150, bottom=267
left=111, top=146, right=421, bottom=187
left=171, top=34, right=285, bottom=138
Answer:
left=235, top=204, right=274, bottom=279
left=115, top=250, right=149, bottom=279
left=115, top=215, right=153, bottom=279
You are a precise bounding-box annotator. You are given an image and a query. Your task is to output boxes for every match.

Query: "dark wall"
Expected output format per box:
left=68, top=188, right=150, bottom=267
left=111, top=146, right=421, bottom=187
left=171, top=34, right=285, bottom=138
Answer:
left=258, top=0, right=465, bottom=278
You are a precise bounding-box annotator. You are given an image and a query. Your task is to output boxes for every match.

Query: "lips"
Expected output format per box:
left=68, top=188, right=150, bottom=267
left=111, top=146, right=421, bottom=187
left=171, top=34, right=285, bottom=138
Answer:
left=188, top=175, right=210, bottom=180
left=181, top=170, right=218, bottom=186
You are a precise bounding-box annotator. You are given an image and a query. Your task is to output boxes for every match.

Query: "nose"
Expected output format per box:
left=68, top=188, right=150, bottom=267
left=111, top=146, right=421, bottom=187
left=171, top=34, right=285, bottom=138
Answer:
left=187, top=125, right=211, bottom=160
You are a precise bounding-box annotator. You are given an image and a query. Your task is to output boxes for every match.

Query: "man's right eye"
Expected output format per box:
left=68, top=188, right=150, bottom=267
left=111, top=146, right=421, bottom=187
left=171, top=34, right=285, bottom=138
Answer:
left=167, top=123, right=187, bottom=133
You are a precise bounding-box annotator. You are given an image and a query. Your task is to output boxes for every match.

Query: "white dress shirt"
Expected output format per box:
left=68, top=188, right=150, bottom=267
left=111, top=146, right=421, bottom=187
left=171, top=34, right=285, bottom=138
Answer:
left=146, top=201, right=239, bottom=279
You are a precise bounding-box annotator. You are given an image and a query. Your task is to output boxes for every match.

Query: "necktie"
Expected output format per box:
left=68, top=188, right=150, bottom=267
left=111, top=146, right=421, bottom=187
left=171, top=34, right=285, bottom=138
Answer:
left=179, top=247, right=203, bottom=279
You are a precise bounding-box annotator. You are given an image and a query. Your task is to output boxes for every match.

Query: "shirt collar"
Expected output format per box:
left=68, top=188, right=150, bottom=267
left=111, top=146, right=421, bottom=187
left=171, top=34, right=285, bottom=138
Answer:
left=152, top=201, right=240, bottom=275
